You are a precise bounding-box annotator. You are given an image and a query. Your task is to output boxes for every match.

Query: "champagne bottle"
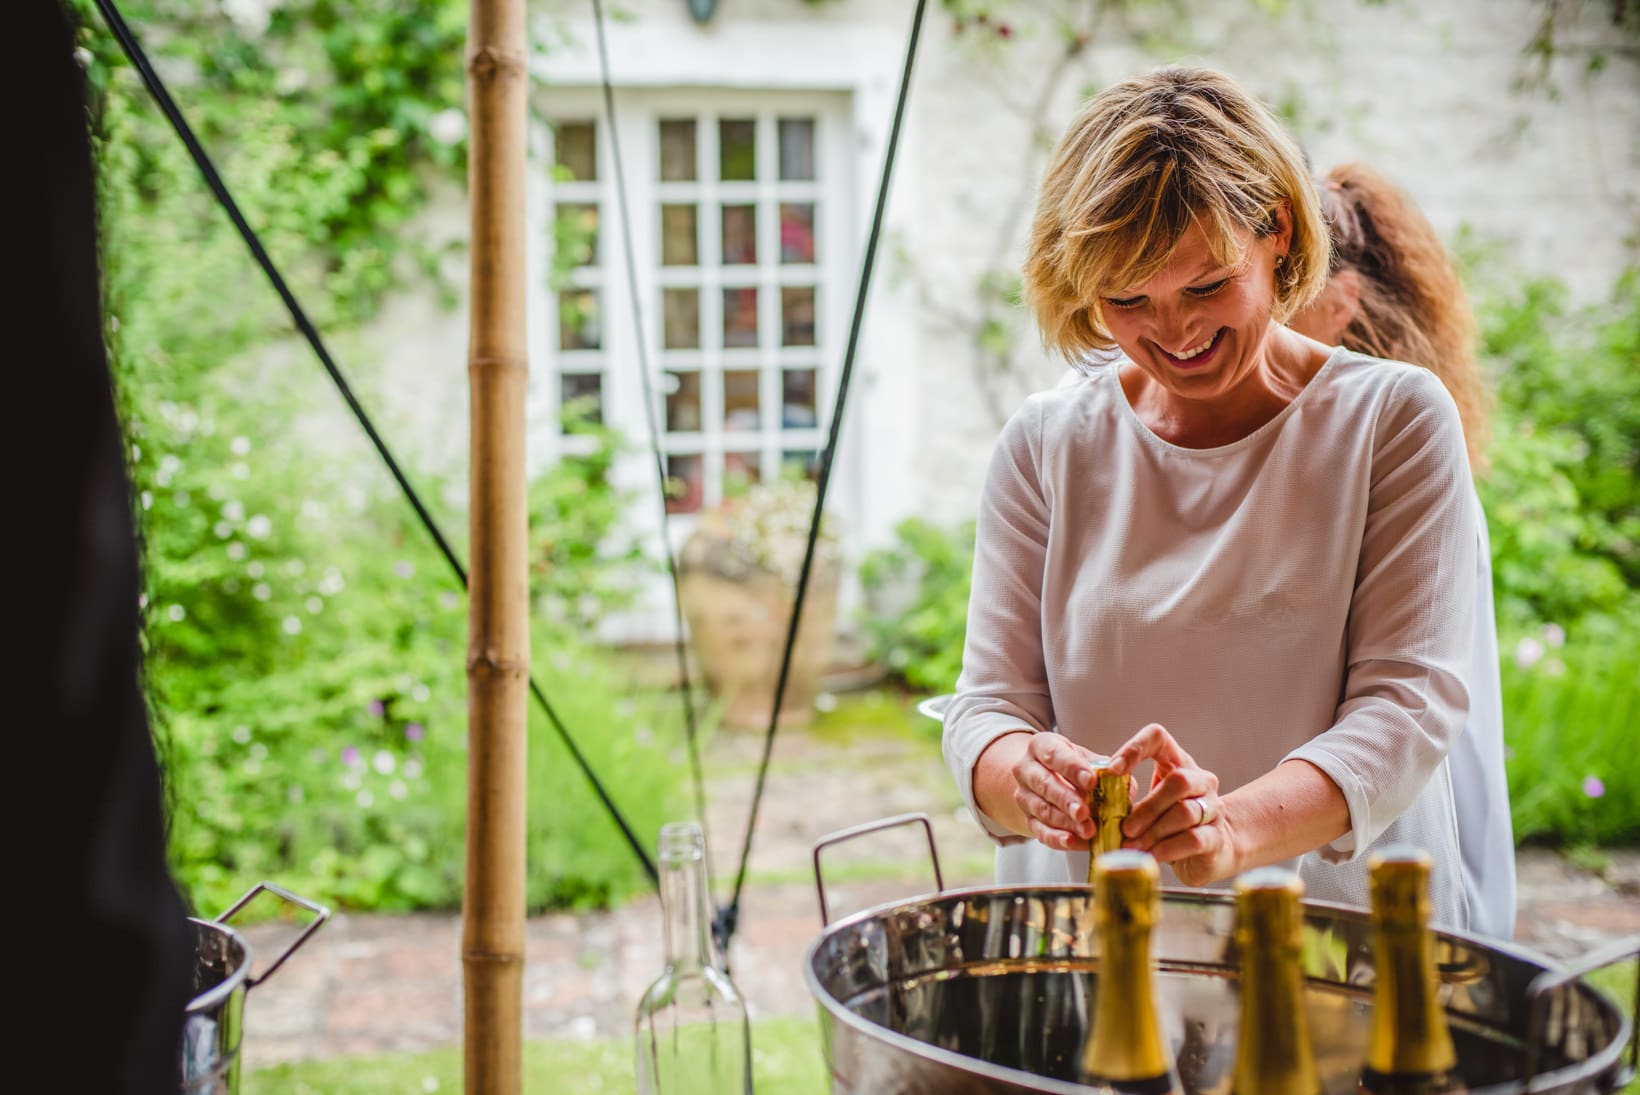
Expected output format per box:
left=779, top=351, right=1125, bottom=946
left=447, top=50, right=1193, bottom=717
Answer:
left=634, top=822, right=752, bottom=1095
left=1079, top=849, right=1181, bottom=1094
left=1230, top=868, right=1322, bottom=1095
left=1358, top=847, right=1463, bottom=1095
left=1087, top=766, right=1130, bottom=884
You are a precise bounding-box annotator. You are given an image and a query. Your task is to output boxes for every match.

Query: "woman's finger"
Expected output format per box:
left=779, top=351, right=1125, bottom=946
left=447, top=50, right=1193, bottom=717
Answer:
left=1129, top=795, right=1213, bottom=852
left=1014, top=762, right=1091, bottom=832
left=1107, top=722, right=1196, bottom=777
left=1145, top=817, right=1219, bottom=867
left=1027, top=732, right=1101, bottom=791
left=1012, top=783, right=1091, bottom=841
left=1125, top=766, right=1218, bottom=836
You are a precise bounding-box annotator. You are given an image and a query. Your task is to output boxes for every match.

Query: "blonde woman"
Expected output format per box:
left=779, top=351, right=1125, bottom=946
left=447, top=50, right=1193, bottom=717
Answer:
left=943, top=68, right=1479, bottom=927
left=1289, top=163, right=1515, bottom=937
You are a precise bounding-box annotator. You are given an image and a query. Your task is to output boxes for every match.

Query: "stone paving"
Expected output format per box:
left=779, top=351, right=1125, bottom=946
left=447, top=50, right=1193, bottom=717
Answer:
left=239, top=721, right=1640, bottom=1070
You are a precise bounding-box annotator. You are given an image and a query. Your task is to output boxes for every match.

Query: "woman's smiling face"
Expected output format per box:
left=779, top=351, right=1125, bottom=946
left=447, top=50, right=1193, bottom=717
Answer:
left=1099, top=209, right=1291, bottom=407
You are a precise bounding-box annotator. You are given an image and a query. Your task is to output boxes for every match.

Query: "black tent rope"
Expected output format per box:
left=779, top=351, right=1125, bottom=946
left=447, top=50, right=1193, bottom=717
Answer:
left=714, top=0, right=930, bottom=953
left=588, top=0, right=715, bottom=898
left=89, top=0, right=657, bottom=887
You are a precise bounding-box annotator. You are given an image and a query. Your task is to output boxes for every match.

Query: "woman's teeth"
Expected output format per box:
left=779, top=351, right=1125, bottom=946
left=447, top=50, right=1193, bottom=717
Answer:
left=1170, top=332, right=1218, bottom=360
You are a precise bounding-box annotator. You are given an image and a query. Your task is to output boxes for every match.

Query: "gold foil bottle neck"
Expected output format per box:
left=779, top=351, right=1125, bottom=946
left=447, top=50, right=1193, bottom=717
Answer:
left=1362, top=846, right=1459, bottom=1088
left=1081, top=850, right=1176, bottom=1091
left=1093, top=848, right=1159, bottom=930
left=1368, top=846, right=1435, bottom=928
left=1231, top=868, right=1321, bottom=1095
left=1087, top=766, right=1130, bottom=883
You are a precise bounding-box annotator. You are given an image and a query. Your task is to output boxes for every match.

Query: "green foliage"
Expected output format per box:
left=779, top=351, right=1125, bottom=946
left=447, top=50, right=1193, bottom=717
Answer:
left=857, top=518, right=975, bottom=694
left=1480, top=272, right=1640, bottom=614
left=1501, top=621, right=1640, bottom=846
left=73, top=0, right=690, bottom=915
left=252, top=1015, right=830, bottom=1095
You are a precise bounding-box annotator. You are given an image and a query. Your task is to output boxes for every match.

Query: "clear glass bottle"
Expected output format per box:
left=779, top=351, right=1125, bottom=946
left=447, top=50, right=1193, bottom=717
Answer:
left=1358, top=847, right=1463, bottom=1095
left=634, top=822, right=752, bottom=1095
left=1230, top=868, right=1322, bottom=1095
left=1080, top=849, right=1183, bottom=1094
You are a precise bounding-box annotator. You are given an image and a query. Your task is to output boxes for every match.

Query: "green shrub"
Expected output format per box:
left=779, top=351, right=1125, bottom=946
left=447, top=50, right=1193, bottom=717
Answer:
left=857, top=518, right=975, bottom=694
left=1500, top=618, right=1640, bottom=846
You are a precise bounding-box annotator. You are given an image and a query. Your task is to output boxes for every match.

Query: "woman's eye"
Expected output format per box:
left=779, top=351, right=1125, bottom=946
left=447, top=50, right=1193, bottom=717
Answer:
left=1187, top=278, right=1230, bottom=298
left=1103, top=296, right=1144, bottom=310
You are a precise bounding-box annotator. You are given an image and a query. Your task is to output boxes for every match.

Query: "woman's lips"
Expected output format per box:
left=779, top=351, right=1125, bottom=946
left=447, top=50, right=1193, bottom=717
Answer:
left=1158, top=327, right=1225, bottom=371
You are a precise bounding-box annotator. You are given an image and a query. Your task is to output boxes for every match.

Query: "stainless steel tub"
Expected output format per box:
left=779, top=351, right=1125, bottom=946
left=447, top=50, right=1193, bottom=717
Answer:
left=804, top=814, right=1639, bottom=1094
left=182, top=883, right=329, bottom=1094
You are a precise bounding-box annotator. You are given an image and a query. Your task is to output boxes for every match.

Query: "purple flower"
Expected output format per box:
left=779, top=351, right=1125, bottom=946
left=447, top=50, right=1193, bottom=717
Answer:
left=368, top=699, right=385, bottom=718
left=341, top=745, right=361, bottom=768
left=405, top=722, right=426, bottom=742
left=1583, top=776, right=1606, bottom=799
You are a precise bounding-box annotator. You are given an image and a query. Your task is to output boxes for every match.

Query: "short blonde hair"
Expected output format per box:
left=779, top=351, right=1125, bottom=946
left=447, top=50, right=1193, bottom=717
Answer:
left=1024, top=66, right=1329, bottom=360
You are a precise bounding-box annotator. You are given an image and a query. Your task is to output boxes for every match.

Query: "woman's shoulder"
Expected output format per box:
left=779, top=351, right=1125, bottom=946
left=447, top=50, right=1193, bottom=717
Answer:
left=1316, top=348, right=1462, bottom=424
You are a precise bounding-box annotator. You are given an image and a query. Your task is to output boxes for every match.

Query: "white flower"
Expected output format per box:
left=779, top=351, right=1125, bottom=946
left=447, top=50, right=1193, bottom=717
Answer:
left=411, top=682, right=430, bottom=702
left=249, top=743, right=269, bottom=762
left=318, top=569, right=345, bottom=596
left=356, top=789, right=375, bottom=809
left=1542, top=622, right=1567, bottom=648
left=306, top=596, right=324, bottom=614
left=223, top=500, right=246, bottom=522
left=214, top=522, right=233, bottom=539
left=403, top=758, right=424, bottom=780
left=247, top=561, right=265, bottom=578
left=253, top=583, right=272, bottom=602
left=167, top=604, right=186, bottom=622
left=282, top=615, right=302, bottom=635
left=232, top=725, right=252, bottom=744
left=140, top=491, right=153, bottom=510
left=221, top=0, right=276, bottom=36
left=1514, top=635, right=1545, bottom=670
left=395, top=560, right=415, bottom=578
left=287, top=785, right=305, bottom=804
left=232, top=462, right=250, bottom=480
left=373, top=750, right=396, bottom=775
left=429, top=108, right=467, bottom=146
left=74, top=46, right=93, bottom=69
left=246, top=515, right=272, bottom=539
left=173, top=491, right=190, bottom=507
left=230, top=436, right=252, bottom=456
left=275, top=67, right=309, bottom=95
left=227, top=542, right=247, bottom=561
left=389, top=780, right=409, bottom=800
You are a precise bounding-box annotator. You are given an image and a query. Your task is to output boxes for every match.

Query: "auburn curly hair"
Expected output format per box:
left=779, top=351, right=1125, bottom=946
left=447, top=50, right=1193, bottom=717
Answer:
left=1317, top=162, right=1490, bottom=473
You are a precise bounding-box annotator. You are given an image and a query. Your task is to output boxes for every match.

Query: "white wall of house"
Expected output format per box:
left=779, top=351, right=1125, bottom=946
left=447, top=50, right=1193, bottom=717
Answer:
left=360, top=0, right=1638, bottom=642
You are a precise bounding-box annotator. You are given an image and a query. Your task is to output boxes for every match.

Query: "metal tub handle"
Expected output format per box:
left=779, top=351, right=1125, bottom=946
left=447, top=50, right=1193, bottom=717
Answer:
left=215, top=881, right=332, bottom=989
left=812, top=812, right=944, bottom=927
left=1523, top=933, right=1640, bottom=1091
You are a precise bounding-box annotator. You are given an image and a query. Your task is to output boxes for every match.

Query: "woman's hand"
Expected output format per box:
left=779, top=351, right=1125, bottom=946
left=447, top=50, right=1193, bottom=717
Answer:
left=986, top=732, right=1111, bottom=850
left=1109, top=723, right=1238, bottom=887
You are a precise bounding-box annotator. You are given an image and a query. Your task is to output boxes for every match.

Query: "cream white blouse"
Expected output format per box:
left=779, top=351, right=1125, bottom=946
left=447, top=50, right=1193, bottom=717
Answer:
left=944, top=348, right=1479, bottom=928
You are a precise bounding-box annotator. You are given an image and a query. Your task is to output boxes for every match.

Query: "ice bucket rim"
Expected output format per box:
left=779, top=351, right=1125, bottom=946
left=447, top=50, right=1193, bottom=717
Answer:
left=802, top=882, right=1632, bottom=1095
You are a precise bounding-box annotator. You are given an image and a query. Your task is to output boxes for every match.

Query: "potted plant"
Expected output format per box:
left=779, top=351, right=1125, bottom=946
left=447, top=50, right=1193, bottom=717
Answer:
left=677, top=476, right=841, bottom=730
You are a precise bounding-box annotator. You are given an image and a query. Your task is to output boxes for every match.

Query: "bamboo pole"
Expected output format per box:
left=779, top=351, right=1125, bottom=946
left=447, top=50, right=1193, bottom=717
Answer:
left=463, top=0, right=529, bottom=1089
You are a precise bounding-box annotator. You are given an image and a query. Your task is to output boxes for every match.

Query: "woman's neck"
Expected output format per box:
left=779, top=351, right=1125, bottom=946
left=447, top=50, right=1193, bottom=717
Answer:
left=1122, top=325, right=1331, bottom=448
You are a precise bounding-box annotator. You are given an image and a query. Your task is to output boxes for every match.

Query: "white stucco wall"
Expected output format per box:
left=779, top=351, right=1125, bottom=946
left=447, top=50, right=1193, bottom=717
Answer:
left=357, top=0, right=1638, bottom=640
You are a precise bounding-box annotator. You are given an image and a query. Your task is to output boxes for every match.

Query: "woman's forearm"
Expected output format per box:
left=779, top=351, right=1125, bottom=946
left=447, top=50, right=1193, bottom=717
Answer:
left=1220, top=758, right=1350, bottom=875
left=971, top=731, right=1035, bottom=836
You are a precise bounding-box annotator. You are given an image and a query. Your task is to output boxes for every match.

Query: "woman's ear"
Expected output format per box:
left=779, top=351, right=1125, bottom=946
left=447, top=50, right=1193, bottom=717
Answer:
left=1271, top=201, right=1295, bottom=257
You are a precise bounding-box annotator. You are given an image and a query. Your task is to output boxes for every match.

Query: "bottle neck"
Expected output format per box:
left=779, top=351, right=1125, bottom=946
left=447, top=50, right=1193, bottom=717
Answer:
left=1366, top=920, right=1457, bottom=1078
left=660, top=848, right=713, bottom=973
left=1084, top=921, right=1173, bottom=1088
left=1232, top=928, right=1319, bottom=1095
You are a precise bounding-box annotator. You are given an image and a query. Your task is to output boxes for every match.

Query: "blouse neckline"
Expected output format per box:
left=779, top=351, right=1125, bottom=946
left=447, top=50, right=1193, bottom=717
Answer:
left=1109, top=344, right=1350, bottom=457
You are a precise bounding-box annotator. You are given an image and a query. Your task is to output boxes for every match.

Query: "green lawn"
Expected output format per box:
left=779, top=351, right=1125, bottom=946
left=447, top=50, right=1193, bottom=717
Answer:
left=251, top=1015, right=829, bottom=1094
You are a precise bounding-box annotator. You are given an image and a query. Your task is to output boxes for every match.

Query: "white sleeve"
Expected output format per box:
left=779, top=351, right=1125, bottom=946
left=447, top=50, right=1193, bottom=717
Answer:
left=942, top=399, right=1054, bottom=845
left=1287, top=368, right=1478, bottom=862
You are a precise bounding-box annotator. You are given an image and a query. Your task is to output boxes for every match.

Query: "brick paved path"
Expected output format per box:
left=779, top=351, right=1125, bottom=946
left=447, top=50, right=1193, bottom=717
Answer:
left=239, top=722, right=1640, bottom=1070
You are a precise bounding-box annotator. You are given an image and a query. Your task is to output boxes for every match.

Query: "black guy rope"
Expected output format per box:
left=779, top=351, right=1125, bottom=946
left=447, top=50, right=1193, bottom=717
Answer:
left=715, top=0, right=930, bottom=955
left=89, top=0, right=657, bottom=887
left=588, top=0, right=716, bottom=900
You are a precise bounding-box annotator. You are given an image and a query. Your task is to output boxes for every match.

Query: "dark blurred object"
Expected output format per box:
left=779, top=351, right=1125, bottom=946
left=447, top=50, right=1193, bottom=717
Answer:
left=18, top=2, right=192, bottom=1091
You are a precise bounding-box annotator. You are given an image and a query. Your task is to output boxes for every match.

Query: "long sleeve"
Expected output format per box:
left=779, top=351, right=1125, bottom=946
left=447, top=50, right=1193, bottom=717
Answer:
left=1287, top=368, right=1478, bottom=862
left=942, top=398, right=1054, bottom=843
